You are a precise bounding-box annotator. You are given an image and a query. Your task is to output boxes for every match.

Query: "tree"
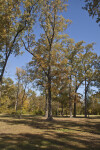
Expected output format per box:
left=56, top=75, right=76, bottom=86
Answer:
left=83, top=0, right=100, bottom=25
left=0, top=77, right=16, bottom=113
left=63, top=40, right=84, bottom=117
left=88, top=91, right=100, bottom=115
left=15, top=67, right=21, bottom=112
left=15, top=67, right=31, bottom=116
left=23, top=0, right=71, bottom=120
left=81, top=43, right=98, bottom=117
left=0, top=0, right=40, bottom=84
left=71, top=43, right=85, bottom=118
left=0, top=0, right=41, bottom=110
left=93, top=56, right=100, bottom=90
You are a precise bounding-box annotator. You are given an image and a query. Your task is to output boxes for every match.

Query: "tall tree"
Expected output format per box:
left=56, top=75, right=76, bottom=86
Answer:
left=72, top=42, right=85, bottom=117
left=23, top=0, right=71, bottom=120
left=64, top=40, right=84, bottom=117
left=81, top=43, right=98, bottom=117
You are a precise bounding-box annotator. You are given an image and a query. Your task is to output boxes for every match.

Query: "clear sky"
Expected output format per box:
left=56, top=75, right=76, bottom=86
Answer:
left=4, top=0, right=100, bottom=95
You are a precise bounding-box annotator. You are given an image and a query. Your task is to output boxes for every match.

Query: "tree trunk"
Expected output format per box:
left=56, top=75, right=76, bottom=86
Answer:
left=66, top=107, right=68, bottom=116
left=45, top=92, right=48, bottom=118
left=0, top=80, right=2, bottom=107
left=69, top=75, right=72, bottom=118
left=69, top=89, right=72, bottom=118
left=69, top=100, right=72, bottom=118
left=61, top=104, right=64, bottom=116
left=56, top=103, right=59, bottom=116
left=15, top=80, right=20, bottom=112
left=0, top=76, right=2, bottom=85
left=73, top=93, right=77, bottom=117
left=0, top=50, right=11, bottom=84
left=20, top=86, right=27, bottom=118
left=15, top=100, right=18, bottom=112
left=73, top=76, right=77, bottom=117
left=47, top=75, right=52, bottom=121
left=0, top=58, right=8, bottom=107
left=20, top=91, right=25, bottom=118
left=74, top=100, right=76, bottom=117
left=56, top=108, right=58, bottom=116
left=47, top=43, right=52, bottom=121
left=85, top=77, right=87, bottom=118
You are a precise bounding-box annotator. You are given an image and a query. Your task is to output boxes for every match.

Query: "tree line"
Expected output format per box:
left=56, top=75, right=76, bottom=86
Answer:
left=0, top=71, right=100, bottom=117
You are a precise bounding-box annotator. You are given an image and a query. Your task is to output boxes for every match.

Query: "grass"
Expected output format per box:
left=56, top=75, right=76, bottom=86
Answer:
left=0, top=114, right=100, bottom=150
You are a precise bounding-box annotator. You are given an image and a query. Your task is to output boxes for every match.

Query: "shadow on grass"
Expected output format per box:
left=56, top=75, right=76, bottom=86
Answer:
left=0, top=132, right=100, bottom=150
left=0, top=115, right=100, bottom=134
left=0, top=115, right=100, bottom=150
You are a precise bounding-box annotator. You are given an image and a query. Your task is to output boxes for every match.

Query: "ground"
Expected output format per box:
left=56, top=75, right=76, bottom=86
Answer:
left=0, top=114, right=100, bottom=150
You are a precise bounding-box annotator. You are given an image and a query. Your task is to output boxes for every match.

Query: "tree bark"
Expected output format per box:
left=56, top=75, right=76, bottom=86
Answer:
left=61, top=104, right=64, bottom=116
left=69, top=75, right=72, bottom=118
left=20, top=89, right=26, bottom=117
left=85, top=77, right=87, bottom=118
left=69, top=100, right=72, bottom=118
left=0, top=80, right=2, bottom=107
left=73, top=95, right=76, bottom=117
left=73, top=76, right=77, bottom=117
left=45, top=91, right=48, bottom=118
left=0, top=54, right=9, bottom=85
left=47, top=75, right=52, bottom=121
left=15, top=79, right=20, bottom=112
left=46, top=38, right=53, bottom=120
left=56, top=103, right=59, bottom=116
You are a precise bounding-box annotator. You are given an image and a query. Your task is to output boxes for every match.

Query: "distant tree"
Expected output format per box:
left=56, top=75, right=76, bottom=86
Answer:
left=15, top=67, right=31, bottom=116
left=27, top=89, right=45, bottom=115
left=15, top=68, right=22, bottom=112
left=88, top=92, right=100, bottom=115
left=0, top=77, right=16, bottom=113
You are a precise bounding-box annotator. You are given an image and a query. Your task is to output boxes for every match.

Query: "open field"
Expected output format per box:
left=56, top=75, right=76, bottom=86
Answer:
left=0, top=115, right=100, bottom=150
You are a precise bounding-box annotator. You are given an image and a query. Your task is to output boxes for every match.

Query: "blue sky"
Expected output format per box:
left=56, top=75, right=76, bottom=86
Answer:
left=4, top=0, right=100, bottom=95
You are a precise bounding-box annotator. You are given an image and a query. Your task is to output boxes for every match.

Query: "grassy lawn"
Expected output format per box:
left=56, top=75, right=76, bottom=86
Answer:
left=0, top=114, right=100, bottom=150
